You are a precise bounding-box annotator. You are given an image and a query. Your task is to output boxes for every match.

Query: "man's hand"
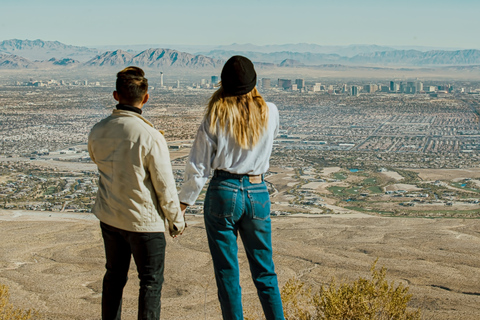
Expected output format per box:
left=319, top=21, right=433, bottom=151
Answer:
left=169, top=227, right=181, bottom=238
left=170, top=203, right=188, bottom=238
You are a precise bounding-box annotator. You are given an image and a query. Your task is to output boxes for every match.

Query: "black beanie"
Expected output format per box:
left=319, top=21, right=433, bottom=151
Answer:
left=221, top=55, right=257, bottom=96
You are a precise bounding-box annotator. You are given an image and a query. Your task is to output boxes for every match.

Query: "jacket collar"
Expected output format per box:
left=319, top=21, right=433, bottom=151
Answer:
left=116, top=104, right=142, bottom=115
left=112, top=109, right=154, bottom=128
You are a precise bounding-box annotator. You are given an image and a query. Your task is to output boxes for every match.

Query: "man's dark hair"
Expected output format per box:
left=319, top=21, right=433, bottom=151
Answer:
left=116, top=66, right=148, bottom=104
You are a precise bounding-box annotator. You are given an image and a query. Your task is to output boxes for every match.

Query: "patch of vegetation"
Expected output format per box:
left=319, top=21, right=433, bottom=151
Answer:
left=328, top=186, right=345, bottom=196
left=451, top=182, right=479, bottom=193
left=363, top=178, right=377, bottom=185
left=0, top=284, right=39, bottom=319
left=368, top=186, right=383, bottom=194
left=333, top=172, right=347, bottom=180
left=345, top=206, right=394, bottom=215
left=381, top=209, right=480, bottom=218
left=245, top=260, right=421, bottom=320
left=345, top=187, right=360, bottom=195
left=389, top=169, right=419, bottom=184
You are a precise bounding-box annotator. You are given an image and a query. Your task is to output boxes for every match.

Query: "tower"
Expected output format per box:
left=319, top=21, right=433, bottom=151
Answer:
left=295, top=79, right=305, bottom=90
left=211, top=76, right=219, bottom=86
left=351, top=86, right=358, bottom=96
left=160, top=72, right=164, bottom=88
left=390, top=81, right=395, bottom=92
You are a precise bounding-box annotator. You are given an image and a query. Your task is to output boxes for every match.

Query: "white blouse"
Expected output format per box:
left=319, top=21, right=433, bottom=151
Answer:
left=178, top=102, right=279, bottom=205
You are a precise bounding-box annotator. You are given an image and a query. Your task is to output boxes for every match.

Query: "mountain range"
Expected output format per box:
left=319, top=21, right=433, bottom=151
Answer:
left=0, top=39, right=99, bottom=61
left=1, top=39, right=480, bottom=70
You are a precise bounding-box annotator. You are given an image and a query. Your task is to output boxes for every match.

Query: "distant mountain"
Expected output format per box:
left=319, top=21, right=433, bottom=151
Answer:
left=85, top=50, right=134, bottom=66
left=0, top=54, right=34, bottom=68
left=38, top=58, right=82, bottom=68
left=350, top=49, right=480, bottom=66
left=0, top=54, right=81, bottom=69
left=47, top=58, right=82, bottom=66
left=86, top=48, right=223, bottom=69
left=202, top=48, right=480, bottom=67
left=0, top=39, right=99, bottom=61
left=1, top=39, right=480, bottom=70
left=202, top=50, right=343, bottom=65
left=207, top=43, right=397, bottom=57
left=279, top=59, right=304, bottom=67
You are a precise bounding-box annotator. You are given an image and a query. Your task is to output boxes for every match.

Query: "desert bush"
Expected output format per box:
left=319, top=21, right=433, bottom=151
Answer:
left=314, top=261, right=421, bottom=320
left=0, top=284, right=38, bottom=320
left=247, top=260, right=421, bottom=320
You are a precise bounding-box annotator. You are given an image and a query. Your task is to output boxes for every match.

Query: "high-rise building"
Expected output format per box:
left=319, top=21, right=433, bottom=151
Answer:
left=262, top=78, right=271, bottom=89
left=351, top=86, right=359, bottom=96
left=406, top=82, right=416, bottom=94
left=364, top=84, right=377, bottom=93
left=390, top=81, right=396, bottom=92
left=160, top=72, right=164, bottom=88
left=211, top=76, right=219, bottom=85
left=278, top=79, right=292, bottom=89
left=295, top=79, right=305, bottom=89
left=415, top=81, right=423, bottom=92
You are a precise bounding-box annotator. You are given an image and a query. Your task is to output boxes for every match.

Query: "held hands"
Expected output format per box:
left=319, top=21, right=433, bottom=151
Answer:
left=170, top=203, right=188, bottom=238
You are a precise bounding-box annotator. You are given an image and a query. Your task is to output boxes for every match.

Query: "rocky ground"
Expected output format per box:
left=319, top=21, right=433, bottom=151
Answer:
left=0, top=209, right=479, bottom=319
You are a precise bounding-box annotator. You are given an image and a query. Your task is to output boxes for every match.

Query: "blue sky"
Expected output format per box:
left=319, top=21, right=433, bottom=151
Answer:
left=1, top=0, right=479, bottom=49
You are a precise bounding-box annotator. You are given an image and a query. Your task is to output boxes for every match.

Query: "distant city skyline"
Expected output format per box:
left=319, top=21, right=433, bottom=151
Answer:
left=2, top=0, right=479, bottom=49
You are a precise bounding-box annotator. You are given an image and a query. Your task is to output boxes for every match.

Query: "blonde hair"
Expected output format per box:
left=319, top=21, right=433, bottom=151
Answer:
left=206, top=86, right=269, bottom=149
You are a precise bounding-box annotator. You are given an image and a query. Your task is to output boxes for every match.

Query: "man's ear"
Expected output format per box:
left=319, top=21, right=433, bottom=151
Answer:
left=113, top=91, right=119, bottom=101
left=142, top=93, right=149, bottom=105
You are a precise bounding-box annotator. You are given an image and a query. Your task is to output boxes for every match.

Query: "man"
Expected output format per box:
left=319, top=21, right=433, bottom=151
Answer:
left=88, top=66, right=185, bottom=320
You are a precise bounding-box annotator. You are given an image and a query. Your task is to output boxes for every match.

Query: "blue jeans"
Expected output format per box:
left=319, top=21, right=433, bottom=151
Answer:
left=100, top=222, right=166, bottom=320
left=204, top=170, right=285, bottom=320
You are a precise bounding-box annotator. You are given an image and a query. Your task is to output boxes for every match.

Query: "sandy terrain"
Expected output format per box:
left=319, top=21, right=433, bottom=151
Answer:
left=301, top=182, right=324, bottom=190
left=385, top=184, right=422, bottom=192
left=379, top=170, right=404, bottom=181
left=321, top=167, right=341, bottom=175
left=0, top=209, right=479, bottom=319
left=412, top=168, right=480, bottom=181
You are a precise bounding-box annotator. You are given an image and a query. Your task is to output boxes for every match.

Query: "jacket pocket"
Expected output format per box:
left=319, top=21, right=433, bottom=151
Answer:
left=247, top=188, right=271, bottom=220
left=205, top=186, right=237, bottom=218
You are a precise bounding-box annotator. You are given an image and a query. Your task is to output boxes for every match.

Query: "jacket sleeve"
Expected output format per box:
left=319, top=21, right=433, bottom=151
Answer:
left=87, top=129, right=97, bottom=164
left=178, top=119, right=217, bottom=206
left=146, top=133, right=185, bottom=235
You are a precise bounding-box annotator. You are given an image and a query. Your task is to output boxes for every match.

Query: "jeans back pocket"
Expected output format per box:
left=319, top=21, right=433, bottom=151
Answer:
left=247, top=189, right=271, bottom=220
left=205, top=186, right=237, bottom=218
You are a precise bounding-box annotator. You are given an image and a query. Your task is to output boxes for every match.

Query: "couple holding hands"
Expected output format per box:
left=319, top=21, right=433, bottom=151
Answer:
left=88, top=56, right=284, bottom=320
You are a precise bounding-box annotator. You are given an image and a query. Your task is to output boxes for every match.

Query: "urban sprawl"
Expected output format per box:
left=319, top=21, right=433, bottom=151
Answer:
left=1, top=72, right=480, bottom=218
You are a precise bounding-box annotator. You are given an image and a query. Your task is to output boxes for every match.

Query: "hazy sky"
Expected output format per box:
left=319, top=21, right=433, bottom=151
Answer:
left=1, top=0, right=479, bottom=49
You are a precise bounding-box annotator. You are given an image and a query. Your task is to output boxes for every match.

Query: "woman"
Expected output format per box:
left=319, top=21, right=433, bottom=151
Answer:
left=179, top=56, right=284, bottom=320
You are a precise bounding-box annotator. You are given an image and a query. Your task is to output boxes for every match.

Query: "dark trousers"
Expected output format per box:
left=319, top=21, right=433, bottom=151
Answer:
left=100, top=222, right=166, bottom=320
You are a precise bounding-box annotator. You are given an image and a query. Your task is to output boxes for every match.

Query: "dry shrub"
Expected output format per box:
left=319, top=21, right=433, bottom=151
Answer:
left=314, top=260, right=421, bottom=320
left=250, top=260, right=421, bottom=320
left=0, top=284, right=39, bottom=320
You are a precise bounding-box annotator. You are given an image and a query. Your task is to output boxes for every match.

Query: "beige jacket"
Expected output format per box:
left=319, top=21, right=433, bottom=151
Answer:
left=88, top=109, right=185, bottom=234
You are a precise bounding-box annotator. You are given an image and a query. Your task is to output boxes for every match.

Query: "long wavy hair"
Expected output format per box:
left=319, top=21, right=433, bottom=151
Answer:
left=206, top=86, right=269, bottom=149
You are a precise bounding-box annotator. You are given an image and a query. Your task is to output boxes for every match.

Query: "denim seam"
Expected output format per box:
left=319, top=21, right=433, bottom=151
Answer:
left=211, top=181, right=239, bottom=189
